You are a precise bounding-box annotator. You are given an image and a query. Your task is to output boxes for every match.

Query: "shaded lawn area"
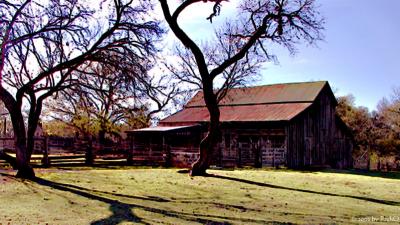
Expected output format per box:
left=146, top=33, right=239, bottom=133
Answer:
left=0, top=168, right=399, bottom=224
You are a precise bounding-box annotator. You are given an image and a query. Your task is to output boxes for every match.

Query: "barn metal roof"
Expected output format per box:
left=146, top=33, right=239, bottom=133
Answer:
left=186, top=81, right=327, bottom=107
left=127, top=125, right=199, bottom=132
left=160, top=81, right=330, bottom=124
left=161, top=103, right=312, bottom=123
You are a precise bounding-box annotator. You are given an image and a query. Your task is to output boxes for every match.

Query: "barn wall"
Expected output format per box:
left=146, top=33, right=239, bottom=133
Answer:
left=287, top=85, right=353, bottom=168
left=127, top=127, right=204, bottom=167
left=217, top=125, right=287, bottom=168
left=333, top=119, right=353, bottom=168
left=128, top=83, right=353, bottom=169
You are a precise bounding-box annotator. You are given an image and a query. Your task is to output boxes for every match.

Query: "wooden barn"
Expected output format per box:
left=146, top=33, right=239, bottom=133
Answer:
left=127, top=81, right=353, bottom=169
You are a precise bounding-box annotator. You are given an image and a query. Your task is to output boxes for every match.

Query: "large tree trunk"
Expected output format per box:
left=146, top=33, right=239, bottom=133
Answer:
left=190, top=90, right=221, bottom=176
left=0, top=87, right=35, bottom=178
left=26, top=113, right=39, bottom=165
left=15, top=134, right=35, bottom=178
left=10, top=113, right=35, bottom=178
left=14, top=110, right=35, bottom=178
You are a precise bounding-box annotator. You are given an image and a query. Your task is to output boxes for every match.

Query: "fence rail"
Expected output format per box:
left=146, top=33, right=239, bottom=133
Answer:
left=0, top=136, right=131, bottom=168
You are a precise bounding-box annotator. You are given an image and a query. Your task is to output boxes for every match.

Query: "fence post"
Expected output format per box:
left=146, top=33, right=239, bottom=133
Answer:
left=127, top=136, right=133, bottom=165
left=272, top=148, right=275, bottom=168
left=85, top=137, right=94, bottom=165
left=42, top=136, right=50, bottom=167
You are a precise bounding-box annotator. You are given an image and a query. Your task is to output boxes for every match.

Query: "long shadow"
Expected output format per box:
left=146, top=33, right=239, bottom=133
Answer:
left=318, top=169, right=400, bottom=180
left=206, top=173, right=400, bottom=206
left=32, top=177, right=148, bottom=225
left=36, top=180, right=170, bottom=203
left=23, top=176, right=285, bottom=224
left=0, top=172, right=349, bottom=223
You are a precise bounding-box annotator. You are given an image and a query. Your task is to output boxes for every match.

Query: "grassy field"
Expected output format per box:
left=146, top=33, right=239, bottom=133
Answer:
left=0, top=168, right=399, bottom=224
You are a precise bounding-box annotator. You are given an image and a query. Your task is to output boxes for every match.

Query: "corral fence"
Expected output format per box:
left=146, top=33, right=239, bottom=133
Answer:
left=0, top=136, right=131, bottom=167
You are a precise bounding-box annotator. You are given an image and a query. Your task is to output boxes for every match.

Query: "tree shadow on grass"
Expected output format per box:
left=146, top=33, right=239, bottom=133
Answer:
left=0, top=173, right=287, bottom=225
left=0, top=172, right=352, bottom=223
left=279, top=168, right=400, bottom=180
left=31, top=177, right=221, bottom=225
left=318, top=169, right=400, bottom=180
left=205, top=173, right=400, bottom=207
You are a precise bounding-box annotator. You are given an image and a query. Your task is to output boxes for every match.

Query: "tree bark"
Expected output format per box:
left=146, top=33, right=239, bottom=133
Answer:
left=14, top=114, right=35, bottom=178
left=15, top=136, right=35, bottom=178
left=85, top=135, right=94, bottom=165
left=98, top=128, right=106, bottom=151
left=0, top=87, right=35, bottom=178
left=190, top=90, right=221, bottom=176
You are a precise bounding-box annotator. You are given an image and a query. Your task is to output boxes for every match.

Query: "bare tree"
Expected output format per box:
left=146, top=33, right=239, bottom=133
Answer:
left=46, top=60, right=180, bottom=144
left=46, top=92, right=96, bottom=138
left=159, top=0, right=324, bottom=175
left=0, top=0, right=162, bottom=178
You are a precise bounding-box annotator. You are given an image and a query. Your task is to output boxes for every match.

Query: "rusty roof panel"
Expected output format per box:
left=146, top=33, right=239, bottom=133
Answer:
left=160, top=103, right=312, bottom=123
left=186, top=81, right=327, bottom=107
left=127, top=125, right=199, bottom=133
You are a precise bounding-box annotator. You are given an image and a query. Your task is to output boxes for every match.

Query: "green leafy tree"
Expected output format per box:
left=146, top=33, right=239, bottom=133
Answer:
left=336, top=95, right=375, bottom=155
left=374, top=88, right=400, bottom=162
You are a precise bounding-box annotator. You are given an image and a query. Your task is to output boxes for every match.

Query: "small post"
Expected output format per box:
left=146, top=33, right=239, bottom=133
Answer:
left=162, top=135, right=171, bottom=167
left=237, top=143, right=242, bottom=168
left=42, top=136, right=50, bottom=167
left=85, top=136, right=93, bottom=165
left=272, top=147, right=275, bottom=168
left=3, top=117, right=6, bottom=136
left=127, top=135, right=133, bottom=165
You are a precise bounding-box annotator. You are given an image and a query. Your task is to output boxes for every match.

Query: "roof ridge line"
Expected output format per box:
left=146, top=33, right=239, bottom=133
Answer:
left=186, top=101, right=314, bottom=108
left=193, top=80, right=327, bottom=92
left=228, top=80, right=327, bottom=90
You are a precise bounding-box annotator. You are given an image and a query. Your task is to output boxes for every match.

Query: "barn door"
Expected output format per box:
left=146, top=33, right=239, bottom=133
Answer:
left=262, top=136, right=287, bottom=167
left=237, top=136, right=261, bottom=167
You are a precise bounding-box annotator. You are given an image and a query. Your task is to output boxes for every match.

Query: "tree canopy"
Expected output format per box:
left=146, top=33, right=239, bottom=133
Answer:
left=0, top=0, right=163, bottom=178
left=336, top=90, right=400, bottom=170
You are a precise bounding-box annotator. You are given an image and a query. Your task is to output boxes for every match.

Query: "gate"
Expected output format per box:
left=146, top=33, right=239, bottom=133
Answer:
left=262, top=136, right=286, bottom=167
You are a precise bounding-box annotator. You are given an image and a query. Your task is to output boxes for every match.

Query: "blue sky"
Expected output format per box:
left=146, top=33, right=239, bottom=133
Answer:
left=260, top=0, right=400, bottom=110
left=162, top=0, right=400, bottom=111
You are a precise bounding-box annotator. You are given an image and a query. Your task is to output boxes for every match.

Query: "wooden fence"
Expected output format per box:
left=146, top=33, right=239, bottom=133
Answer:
left=0, top=136, right=131, bottom=168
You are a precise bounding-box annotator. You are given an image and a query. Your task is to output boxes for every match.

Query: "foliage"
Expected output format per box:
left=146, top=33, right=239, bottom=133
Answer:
left=42, top=120, right=76, bottom=137
left=374, top=87, right=400, bottom=157
left=337, top=90, right=400, bottom=160
left=336, top=95, right=375, bottom=154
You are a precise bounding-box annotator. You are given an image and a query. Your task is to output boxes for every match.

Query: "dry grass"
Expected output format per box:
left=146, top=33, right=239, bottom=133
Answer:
left=0, top=168, right=399, bottom=224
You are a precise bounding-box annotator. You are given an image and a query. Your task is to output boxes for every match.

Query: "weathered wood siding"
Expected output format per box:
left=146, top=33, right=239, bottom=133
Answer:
left=128, top=84, right=353, bottom=169
left=286, top=86, right=352, bottom=168
left=216, top=125, right=287, bottom=168
left=128, top=127, right=203, bottom=167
